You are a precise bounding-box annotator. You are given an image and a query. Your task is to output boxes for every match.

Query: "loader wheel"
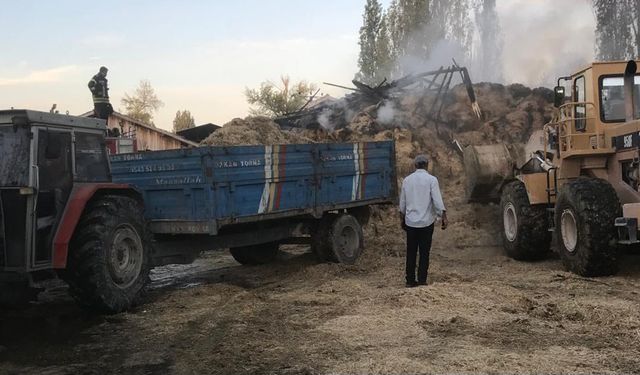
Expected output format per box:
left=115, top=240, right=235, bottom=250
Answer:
left=230, top=242, right=279, bottom=265
left=63, top=195, right=151, bottom=314
left=500, top=180, right=551, bottom=260
left=555, top=178, right=620, bottom=276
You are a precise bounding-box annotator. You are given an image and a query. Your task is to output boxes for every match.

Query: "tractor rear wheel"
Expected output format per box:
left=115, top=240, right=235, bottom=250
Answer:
left=63, top=195, right=151, bottom=313
left=555, top=178, right=620, bottom=276
left=230, top=242, right=279, bottom=265
left=500, top=180, right=551, bottom=260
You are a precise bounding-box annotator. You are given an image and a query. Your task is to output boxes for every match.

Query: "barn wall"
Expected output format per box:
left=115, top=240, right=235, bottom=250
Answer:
left=107, top=115, right=188, bottom=151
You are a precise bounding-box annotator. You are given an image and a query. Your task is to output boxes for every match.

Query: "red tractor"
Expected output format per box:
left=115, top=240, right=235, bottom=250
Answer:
left=0, top=110, right=151, bottom=312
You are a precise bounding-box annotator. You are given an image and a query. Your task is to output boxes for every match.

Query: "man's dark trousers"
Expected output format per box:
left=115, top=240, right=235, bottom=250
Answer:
left=406, top=224, right=435, bottom=284
left=94, top=103, right=113, bottom=120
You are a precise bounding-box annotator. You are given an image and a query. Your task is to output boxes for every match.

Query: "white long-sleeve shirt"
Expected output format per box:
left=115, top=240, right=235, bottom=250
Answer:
left=399, top=169, right=446, bottom=228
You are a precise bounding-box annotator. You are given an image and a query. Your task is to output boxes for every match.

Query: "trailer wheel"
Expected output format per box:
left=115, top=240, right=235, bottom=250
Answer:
left=311, top=214, right=339, bottom=262
left=230, top=242, right=279, bottom=265
left=328, top=214, right=364, bottom=265
left=555, top=178, right=620, bottom=276
left=63, top=195, right=151, bottom=313
left=500, top=180, right=551, bottom=260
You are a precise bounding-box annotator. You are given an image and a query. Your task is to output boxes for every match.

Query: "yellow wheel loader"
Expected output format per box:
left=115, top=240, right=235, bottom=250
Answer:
left=465, top=60, right=640, bottom=276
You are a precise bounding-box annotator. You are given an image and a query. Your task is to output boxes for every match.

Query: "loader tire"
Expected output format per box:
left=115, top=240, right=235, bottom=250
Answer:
left=63, top=195, right=152, bottom=314
left=500, top=180, right=551, bottom=260
left=555, top=178, right=620, bottom=276
left=230, top=242, right=279, bottom=265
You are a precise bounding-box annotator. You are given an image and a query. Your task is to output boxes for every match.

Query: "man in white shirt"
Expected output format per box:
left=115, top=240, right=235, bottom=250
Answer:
left=399, top=155, right=448, bottom=287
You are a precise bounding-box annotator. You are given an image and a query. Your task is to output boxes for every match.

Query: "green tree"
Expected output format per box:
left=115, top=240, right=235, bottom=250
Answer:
left=245, top=76, right=317, bottom=117
left=356, top=0, right=384, bottom=85
left=384, top=0, right=433, bottom=75
left=121, top=80, right=164, bottom=126
left=173, top=110, right=195, bottom=132
left=474, top=0, right=503, bottom=82
left=384, top=0, right=473, bottom=75
left=374, top=14, right=393, bottom=83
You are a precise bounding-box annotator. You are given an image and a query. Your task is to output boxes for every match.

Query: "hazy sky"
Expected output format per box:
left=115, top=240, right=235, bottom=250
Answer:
left=1, top=0, right=595, bottom=131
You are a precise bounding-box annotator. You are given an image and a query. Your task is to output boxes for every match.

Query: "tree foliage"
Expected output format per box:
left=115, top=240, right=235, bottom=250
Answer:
left=356, top=0, right=384, bottom=85
left=360, top=0, right=474, bottom=78
left=245, top=76, right=317, bottom=117
left=121, top=80, right=164, bottom=126
left=593, top=0, right=640, bottom=60
left=173, top=110, right=195, bottom=133
left=375, top=15, right=393, bottom=83
left=474, top=0, right=503, bottom=82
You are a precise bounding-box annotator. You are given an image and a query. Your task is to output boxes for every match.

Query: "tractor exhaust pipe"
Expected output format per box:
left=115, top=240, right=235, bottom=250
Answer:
left=624, top=60, right=637, bottom=122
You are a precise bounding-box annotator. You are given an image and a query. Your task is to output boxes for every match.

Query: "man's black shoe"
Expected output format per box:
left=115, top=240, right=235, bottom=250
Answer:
left=417, top=281, right=428, bottom=286
left=406, top=282, right=418, bottom=288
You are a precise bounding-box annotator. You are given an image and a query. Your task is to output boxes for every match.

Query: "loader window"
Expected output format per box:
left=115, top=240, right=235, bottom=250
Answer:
left=574, top=76, right=586, bottom=131
left=600, top=75, right=640, bottom=122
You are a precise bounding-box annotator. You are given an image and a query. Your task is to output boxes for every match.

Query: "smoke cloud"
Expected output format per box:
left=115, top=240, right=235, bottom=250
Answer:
left=377, top=101, right=397, bottom=124
left=382, top=0, right=596, bottom=87
left=497, top=0, right=596, bottom=87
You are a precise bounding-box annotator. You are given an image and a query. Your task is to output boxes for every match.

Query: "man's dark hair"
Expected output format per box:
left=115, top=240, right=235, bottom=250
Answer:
left=414, top=154, right=429, bottom=169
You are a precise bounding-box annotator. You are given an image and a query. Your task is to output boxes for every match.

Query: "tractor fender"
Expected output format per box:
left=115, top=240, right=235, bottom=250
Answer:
left=52, top=183, right=142, bottom=269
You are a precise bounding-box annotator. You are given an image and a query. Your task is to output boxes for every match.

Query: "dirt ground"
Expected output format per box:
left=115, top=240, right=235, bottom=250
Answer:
left=2, top=180, right=640, bottom=375
left=2, top=84, right=640, bottom=374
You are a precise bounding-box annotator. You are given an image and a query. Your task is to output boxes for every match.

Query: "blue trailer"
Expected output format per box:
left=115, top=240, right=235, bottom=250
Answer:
left=110, top=141, right=397, bottom=267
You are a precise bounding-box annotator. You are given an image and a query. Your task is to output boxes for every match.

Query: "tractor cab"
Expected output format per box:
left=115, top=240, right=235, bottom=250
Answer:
left=0, top=110, right=109, bottom=275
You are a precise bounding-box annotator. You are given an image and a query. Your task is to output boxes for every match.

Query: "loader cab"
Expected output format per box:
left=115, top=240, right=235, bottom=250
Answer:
left=0, top=110, right=109, bottom=274
left=552, top=60, right=640, bottom=157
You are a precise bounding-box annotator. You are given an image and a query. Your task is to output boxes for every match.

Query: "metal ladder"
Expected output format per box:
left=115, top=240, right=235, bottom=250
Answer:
left=546, top=167, right=558, bottom=232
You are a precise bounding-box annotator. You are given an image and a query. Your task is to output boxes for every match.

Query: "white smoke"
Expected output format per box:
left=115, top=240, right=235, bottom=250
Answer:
left=397, top=38, right=469, bottom=76
left=497, top=0, right=595, bottom=87
left=377, top=0, right=595, bottom=87
left=317, top=108, right=334, bottom=130
left=377, top=100, right=397, bottom=124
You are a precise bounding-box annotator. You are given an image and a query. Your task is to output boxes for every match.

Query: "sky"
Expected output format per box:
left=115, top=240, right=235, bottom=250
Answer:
left=0, top=0, right=595, bottom=132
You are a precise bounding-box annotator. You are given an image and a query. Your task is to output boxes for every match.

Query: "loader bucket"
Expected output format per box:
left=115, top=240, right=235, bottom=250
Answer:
left=463, top=144, right=518, bottom=203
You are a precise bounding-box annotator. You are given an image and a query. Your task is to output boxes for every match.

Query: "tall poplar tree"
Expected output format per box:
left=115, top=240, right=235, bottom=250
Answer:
left=356, top=0, right=384, bottom=85
left=593, top=0, right=639, bottom=60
